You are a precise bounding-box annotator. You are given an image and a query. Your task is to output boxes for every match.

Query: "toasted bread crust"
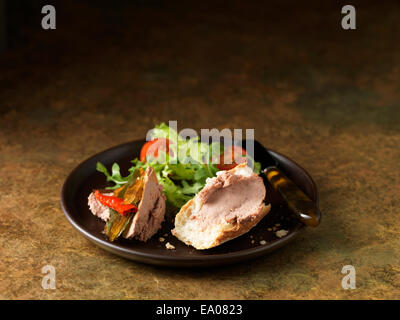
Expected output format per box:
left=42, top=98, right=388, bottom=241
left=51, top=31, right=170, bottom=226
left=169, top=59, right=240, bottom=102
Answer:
left=172, top=200, right=271, bottom=249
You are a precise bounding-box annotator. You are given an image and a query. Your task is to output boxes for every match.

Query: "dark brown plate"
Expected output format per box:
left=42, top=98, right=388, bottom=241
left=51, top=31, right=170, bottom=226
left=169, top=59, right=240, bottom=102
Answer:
left=60, top=139, right=319, bottom=267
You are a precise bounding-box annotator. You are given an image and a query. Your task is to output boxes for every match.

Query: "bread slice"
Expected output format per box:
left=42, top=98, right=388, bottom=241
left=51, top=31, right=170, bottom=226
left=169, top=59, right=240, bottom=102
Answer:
left=172, top=163, right=270, bottom=249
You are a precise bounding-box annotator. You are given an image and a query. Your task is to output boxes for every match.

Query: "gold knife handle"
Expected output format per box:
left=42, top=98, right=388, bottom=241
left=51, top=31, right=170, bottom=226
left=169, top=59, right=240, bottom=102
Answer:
left=265, top=167, right=321, bottom=227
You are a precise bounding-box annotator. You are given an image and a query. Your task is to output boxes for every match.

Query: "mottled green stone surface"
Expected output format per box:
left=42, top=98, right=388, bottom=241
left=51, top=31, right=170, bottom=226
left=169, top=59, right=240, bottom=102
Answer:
left=0, top=1, right=399, bottom=299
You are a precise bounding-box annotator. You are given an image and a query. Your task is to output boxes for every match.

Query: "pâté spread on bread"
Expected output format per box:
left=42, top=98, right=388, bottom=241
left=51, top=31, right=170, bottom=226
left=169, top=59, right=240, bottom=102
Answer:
left=88, top=123, right=270, bottom=248
left=172, top=163, right=270, bottom=249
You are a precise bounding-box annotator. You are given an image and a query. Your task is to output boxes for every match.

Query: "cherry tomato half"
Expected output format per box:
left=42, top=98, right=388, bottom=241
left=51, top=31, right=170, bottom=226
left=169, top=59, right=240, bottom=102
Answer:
left=140, top=138, right=173, bottom=162
left=216, top=146, right=247, bottom=170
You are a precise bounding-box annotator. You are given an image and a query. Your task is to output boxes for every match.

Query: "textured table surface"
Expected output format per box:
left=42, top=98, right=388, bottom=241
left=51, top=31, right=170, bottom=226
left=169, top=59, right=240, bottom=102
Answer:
left=0, top=1, right=399, bottom=299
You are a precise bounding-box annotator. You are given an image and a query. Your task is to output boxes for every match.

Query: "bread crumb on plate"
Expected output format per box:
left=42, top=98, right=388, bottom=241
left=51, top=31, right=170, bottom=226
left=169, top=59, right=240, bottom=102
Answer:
left=159, top=237, right=165, bottom=242
left=260, top=240, right=267, bottom=245
left=165, top=242, right=175, bottom=250
left=275, top=229, right=289, bottom=238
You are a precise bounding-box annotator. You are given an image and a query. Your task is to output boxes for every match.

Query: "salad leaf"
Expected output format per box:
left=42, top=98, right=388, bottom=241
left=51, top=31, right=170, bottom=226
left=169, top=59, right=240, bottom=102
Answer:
left=181, top=180, right=204, bottom=195
left=96, top=162, right=130, bottom=189
left=253, top=159, right=261, bottom=174
left=149, top=122, right=183, bottom=144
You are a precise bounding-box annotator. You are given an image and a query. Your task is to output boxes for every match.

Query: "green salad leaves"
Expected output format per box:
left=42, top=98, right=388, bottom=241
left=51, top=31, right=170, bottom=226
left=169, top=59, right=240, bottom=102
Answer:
left=96, top=123, right=261, bottom=209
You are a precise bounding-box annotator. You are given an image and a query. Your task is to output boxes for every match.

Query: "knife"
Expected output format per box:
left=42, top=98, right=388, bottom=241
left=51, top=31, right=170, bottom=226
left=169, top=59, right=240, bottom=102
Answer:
left=259, top=149, right=321, bottom=227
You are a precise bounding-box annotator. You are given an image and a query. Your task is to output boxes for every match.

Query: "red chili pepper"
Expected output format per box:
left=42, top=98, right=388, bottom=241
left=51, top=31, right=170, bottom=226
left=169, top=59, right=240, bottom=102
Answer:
left=94, top=190, right=138, bottom=216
